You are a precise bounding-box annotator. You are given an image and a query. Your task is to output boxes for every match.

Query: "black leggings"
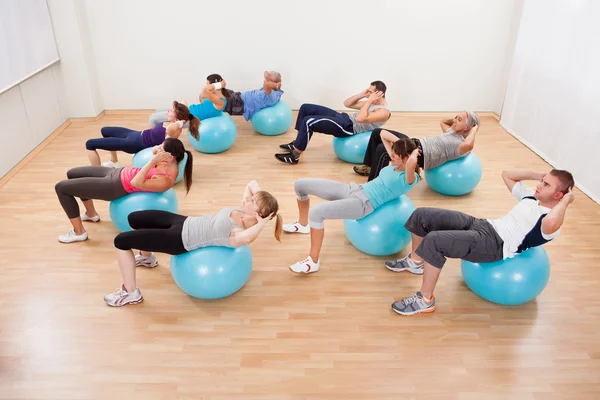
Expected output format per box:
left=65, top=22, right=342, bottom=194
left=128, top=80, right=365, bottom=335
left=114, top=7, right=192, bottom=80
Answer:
left=365, top=128, right=424, bottom=181
left=113, top=210, right=188, bottom=254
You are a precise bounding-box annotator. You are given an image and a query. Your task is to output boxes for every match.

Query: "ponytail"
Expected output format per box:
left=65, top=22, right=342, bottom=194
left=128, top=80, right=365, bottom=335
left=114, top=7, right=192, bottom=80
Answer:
left=274, top=213, right=282, bottom=242
left=183, top=150, right=193, bottom=193
left=188, top=117, right=200, bottom=140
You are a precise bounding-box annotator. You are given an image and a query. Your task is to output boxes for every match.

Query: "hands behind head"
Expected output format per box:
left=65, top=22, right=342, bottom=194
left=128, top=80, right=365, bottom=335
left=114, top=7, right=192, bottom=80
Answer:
left=409, top=147, right=422, bottom=162
left=255, top=211, right=274, bottom=223
left=368, top=91, right=384, bottom=102
left=150, top=149, right=173, bottom=165
left=562, top=190, right=575, bottom=205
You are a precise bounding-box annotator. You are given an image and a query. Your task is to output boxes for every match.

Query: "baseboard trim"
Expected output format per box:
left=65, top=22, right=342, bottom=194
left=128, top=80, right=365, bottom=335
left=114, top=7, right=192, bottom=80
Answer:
left=0, top=119, right=72, bottom=188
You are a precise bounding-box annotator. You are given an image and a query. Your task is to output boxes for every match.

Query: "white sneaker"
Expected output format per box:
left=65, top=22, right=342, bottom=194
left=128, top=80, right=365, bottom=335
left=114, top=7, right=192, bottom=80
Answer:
left=102, top=161, right=122, bottom=168
left=289, top=256, right=320, bottom=274
left=135, top=252, right=158, bottom=268
left=58, top=229, right=88, bottom=243
left=104, top=285, right=143, bottom=307
left=283, top=221, right=310, bottom=234
left=81, top=212, right=100, bottom=222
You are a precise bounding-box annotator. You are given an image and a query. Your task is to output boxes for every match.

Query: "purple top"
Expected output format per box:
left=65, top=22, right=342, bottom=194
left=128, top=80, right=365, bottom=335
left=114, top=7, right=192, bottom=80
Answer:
left=141, top=124, right=167, bottom=147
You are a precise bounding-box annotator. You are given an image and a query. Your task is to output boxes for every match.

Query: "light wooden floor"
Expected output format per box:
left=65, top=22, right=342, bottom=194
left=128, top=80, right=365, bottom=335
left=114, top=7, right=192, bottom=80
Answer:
left=1, top=111, right=599, bottom=400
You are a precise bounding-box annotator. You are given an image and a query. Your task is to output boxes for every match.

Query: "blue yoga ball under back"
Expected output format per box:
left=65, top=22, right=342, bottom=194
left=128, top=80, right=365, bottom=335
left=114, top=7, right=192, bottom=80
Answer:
left=332, top=131, right=372, bottom=164
left=188, top=114, right=237, bottom=154
left=251, top=101, right=293, bottom=136
left=109, top=189, right=179, bottom=232
left=170, top=246, right=253, bottom=300
left=132, top=148, right=188, bottom=184
left=461, top=246, right=551, bottom=306
left=344, top=195, right=416, bottom=256
left=424, top=152, right=482, bottom=196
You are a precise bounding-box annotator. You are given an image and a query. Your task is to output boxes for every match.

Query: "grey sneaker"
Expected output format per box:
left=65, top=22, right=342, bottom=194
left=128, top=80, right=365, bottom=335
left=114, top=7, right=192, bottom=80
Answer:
left=135, top=252, right=158, bottom=268
left=385, top=253, right=424, bottom=274
left=104, top=285, right=143, bottom=307
left=391, top=292, right=436, bottom=316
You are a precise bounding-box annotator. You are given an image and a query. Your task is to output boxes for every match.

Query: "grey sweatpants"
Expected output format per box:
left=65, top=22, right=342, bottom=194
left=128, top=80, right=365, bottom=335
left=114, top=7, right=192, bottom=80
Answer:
left=405, top=207, right=504, bottom=269
left=55, top=167, right=129, bottom=219
left=148, top=109, right=189, bottom=128
left=294, top=178, right=374, bottom=229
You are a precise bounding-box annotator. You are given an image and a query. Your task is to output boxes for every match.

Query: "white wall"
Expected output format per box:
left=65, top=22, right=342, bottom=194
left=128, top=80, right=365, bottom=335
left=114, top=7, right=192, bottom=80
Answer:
left=0, top=66, right=64, bottom=178
left=500, top=0, right=600, bottom=203
left=0, top=0, right=104, bottom=179
left=81, top=0, right=522, bottom=112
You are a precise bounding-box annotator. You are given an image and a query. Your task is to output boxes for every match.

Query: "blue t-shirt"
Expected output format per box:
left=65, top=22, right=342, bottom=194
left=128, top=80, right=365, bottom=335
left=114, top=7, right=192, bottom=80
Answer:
left=240, top=88, right=283, bottom=121
left=188, top=98, right=226, bottom=120
left=361, top=165, right=420, bottom=209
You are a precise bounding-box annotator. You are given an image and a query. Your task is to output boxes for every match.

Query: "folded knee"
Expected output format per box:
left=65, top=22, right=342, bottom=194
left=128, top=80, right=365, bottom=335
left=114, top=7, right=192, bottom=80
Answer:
left=85, top=139, right=98, bottom=151
left=294, top=179, right=310, bottom=201
left=308, top=206, right=325, bottom=229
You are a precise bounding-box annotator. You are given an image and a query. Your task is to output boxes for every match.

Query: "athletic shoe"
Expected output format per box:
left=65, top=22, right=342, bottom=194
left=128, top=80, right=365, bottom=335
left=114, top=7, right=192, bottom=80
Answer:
left=353, top=165, right=371, bottom=176
left=275, top=152, right=299, bottom=164
left=58, top=229, right=88, bottom=243
left=279, top=141, right=296, bottom=151
left=102, top=161, right=122, bottom=168
left=289, top=256, right=320, bottom=274
left=282, top=222, right=310, bottom=234
left=391, top=292, right=436, bottom=316
left=81, top=212, right=100, bottom=222
left=104, top=285, right=143, bottom=307
left=135, top=252, right=158, bottom=268
left=385, top=253, right=424, bottom=274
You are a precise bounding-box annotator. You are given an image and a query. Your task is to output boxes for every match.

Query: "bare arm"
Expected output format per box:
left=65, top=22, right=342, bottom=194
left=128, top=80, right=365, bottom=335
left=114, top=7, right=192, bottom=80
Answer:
left=404, top=148, right=420, bottom=185
left=343, top=89, right=369, bottom=110
left=458, top=124, right=478, bottom=155
left=355, top=91, right=389, bottom=124
left=231, top=214, right=271, bottom=246
left=242, top=180, right=261, bottom=203
left=381, top=129, right=401, bottom=157
left=501, top=170, right=546, bottom=193
left=201, top=86, right=225, bottom=110
left=440, top=118, right=453, bottom=132
left=129, top=152, right=174, bottom=192
left=542, top=192, right=574, bottom=235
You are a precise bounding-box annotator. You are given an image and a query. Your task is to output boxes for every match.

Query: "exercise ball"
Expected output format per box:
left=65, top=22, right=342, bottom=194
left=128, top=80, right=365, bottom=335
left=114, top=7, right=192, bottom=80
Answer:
left=344, top=195, right=416, bottom=256
left=109, top=189, right=179, bottom=232
left=332, top=131, right=372, bottom=164
left=170, top=246, right=253, bottom=300
left=424, top=152, right=482, bottom=196
left=132, top=148, right=188, bottom=184
left=461, top=246, right=551, bottom=306
left=188, top=114, right=237, bottom=154
left=251, top=101, right=293, bottom=136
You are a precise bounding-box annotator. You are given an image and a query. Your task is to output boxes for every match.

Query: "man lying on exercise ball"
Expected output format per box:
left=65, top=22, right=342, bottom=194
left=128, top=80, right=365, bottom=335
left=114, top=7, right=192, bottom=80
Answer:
left=387, top=168, right=575, bottom=315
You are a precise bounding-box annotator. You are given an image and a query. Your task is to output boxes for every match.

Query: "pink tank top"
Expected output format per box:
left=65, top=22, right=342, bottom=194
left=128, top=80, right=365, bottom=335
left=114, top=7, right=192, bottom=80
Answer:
left=120, top=167, right=176, bottom=193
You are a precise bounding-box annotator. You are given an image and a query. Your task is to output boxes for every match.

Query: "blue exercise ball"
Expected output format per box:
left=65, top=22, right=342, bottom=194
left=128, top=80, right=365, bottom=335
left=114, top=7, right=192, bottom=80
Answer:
left=424, top=152, right=482, bottom=196
left=109, top=189, right=179, bottom=232
left=132, top=147, right=188, bottom=184
left=332, top=131, right=372, bottom=164
left=461, top=246, right=551, bottom=306
left=188, top=114, right=237, bottom=154
left=251, top=101, right=293, bottom=136
left=344, top=195, right=416, bottom=256
left=170, top=246, right=253, bottom=300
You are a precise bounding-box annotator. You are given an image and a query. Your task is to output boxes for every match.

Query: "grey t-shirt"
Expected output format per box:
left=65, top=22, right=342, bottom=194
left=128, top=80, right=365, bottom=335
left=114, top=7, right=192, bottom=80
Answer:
left=348, top=104, right=390, bottom=134
left=181, top=207, right=243, bottom=251
left=419, top=129, right=467, bottom=170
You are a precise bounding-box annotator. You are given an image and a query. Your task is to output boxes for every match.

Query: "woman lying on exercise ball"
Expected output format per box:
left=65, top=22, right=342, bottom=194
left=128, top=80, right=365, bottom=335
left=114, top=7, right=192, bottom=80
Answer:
left=283, top=137, right=421, bottom=273
left=55, top=138, right=193, bottom=243
left=86, top=101, right=199, bottom=168
left=148, top=73, right=230, bottom=127
left=103, top=180, right=282, bottom=307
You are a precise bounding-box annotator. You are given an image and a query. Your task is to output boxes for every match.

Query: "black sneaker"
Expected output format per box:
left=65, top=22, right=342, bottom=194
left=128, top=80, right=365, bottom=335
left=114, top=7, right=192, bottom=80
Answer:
left=275, top=153, right=299, bottom=164
left=279, top=141, right=296, bottom=151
